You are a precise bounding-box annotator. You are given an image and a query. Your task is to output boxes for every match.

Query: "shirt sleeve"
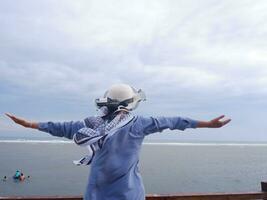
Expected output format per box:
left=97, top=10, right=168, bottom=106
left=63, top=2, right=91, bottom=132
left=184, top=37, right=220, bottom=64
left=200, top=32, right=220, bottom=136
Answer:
left=131, top=116, right=198, bottom=137
left=37, top=121, right=85, bottom=139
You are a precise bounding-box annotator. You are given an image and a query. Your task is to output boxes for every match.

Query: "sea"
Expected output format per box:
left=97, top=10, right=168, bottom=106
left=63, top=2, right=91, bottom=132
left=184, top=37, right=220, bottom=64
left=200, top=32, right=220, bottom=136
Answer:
left=1, top=139, right=267, bottom=196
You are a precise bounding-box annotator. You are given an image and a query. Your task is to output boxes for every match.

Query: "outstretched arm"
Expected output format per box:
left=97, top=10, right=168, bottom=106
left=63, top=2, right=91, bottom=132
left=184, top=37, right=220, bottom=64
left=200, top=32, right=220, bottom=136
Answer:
left=131, top=115, right=231, bottom=137
left=5, top=113, right=85, bottom=139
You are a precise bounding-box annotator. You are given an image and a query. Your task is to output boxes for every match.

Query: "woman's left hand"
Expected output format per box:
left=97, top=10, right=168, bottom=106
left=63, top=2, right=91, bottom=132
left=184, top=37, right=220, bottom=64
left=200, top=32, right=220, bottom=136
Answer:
left=197, top=115, right=231, bottom=128
left=208, top=115, right=231, bottom=128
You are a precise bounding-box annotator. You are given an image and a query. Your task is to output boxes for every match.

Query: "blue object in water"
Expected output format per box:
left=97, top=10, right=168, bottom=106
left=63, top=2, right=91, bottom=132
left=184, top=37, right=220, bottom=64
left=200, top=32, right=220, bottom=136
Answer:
left=13, top=170, right=21, bottom=179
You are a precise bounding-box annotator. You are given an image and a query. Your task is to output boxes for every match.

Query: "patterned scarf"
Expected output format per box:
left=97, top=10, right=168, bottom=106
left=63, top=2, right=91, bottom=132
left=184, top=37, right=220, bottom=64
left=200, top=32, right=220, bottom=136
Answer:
left=73, top=106, right=135, bottom=166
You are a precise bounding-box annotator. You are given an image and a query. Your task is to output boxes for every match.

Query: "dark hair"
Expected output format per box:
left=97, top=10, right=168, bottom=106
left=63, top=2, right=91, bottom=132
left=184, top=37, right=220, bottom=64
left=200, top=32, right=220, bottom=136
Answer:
left=107, top=105, right=119, bottom=114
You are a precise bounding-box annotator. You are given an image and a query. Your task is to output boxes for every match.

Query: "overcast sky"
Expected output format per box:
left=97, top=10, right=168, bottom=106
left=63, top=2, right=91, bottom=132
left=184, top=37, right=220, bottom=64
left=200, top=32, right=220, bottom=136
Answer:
left=1, top=0, right=267, bottom=141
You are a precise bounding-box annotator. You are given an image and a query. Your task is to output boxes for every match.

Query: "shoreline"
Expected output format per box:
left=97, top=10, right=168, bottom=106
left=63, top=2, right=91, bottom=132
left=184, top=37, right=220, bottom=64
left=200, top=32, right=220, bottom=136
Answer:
left=1, top=139, right=267, bottom=146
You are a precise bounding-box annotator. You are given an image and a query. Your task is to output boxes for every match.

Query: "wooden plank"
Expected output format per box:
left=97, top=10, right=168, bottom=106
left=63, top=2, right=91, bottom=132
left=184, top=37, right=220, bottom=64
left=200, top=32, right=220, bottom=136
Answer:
left=0, top=192, right=266, bottom=200
left=0, top=197, right=81, bottom=200
left=146, top=192, right=265, bottom=200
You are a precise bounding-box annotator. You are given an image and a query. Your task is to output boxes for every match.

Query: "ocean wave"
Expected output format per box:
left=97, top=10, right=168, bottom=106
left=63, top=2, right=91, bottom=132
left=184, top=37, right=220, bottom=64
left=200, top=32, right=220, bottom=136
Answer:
left=0, top=139, right=267, bottom=146
left=0, top=139, right=73, bottom=143
left=144, top=142, right=267, bottom=146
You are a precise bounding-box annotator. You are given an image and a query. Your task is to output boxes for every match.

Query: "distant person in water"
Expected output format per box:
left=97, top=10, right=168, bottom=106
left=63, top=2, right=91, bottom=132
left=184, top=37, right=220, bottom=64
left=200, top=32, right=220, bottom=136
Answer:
left=6, top=83, right=231, bottom=200
left=2, top=176, right=7, bottom=181
left=13, top=170, right=26, bottom=181
left=19, top=173, right=26, bottom=181
left=13, top=170, right=21, bottom=180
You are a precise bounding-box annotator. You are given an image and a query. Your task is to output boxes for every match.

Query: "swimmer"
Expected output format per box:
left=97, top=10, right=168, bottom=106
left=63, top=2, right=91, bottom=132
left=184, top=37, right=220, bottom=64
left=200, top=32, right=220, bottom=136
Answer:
left=19, top=173, right=25, bottom=181
left=13, top=170, right=21, bottom=180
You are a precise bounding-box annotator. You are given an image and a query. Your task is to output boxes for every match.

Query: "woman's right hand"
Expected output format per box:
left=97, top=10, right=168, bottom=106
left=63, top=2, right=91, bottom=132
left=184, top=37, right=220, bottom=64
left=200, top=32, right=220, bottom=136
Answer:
left=5, top=113, right=38, bottom=129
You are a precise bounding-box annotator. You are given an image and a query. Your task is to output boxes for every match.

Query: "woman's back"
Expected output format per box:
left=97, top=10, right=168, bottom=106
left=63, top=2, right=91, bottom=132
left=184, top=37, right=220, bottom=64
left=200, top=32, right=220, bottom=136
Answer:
left=86, top=116, right=146, bottom=200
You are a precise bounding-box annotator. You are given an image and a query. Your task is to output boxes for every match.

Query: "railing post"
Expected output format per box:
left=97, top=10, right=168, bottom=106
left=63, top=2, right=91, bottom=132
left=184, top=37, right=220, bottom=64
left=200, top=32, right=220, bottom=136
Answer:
left=261, top=182, right=267, bottom=192
left=261, top=182, right=267, bottom=200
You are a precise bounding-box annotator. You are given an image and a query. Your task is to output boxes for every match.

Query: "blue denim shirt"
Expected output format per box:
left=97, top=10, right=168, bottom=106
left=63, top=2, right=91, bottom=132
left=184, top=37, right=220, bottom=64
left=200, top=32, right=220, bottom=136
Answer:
left=38, top=116, right=198, bottom=200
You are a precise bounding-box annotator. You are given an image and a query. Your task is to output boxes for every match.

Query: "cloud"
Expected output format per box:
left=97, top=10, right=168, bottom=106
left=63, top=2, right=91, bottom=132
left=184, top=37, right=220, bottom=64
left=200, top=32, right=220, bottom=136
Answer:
left=0, top=61, right=96, bottom=96
left=1, top=0, right=267, bottom=139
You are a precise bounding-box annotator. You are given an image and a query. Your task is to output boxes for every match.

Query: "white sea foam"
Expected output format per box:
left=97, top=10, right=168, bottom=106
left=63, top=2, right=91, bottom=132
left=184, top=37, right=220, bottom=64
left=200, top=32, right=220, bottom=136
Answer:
left=143, top=142, right=267, bottom=146
left=0, top=139, right=73, bottom=143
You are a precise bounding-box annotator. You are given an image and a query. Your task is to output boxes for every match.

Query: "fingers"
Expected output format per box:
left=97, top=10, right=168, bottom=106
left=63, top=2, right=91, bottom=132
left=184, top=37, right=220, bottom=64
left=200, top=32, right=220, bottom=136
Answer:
left=5, top=112, right=22, bottom=122
left=5, top=113, right=29, bottom=127
left=5, top=113, right=13, bottom=118
left=213, top=115, right=225, bottom=121
left=5, top=113, right=19, bottom=121
left=211, top=115, right=231, bottom=128
left=222, top=119, right=231, bottom=126
left=5, top=113, right=17, bottom=122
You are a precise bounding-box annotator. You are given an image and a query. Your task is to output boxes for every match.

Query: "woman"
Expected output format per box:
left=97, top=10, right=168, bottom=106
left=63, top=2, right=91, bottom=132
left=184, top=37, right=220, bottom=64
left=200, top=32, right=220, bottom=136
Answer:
left=6, top=84, right=231, bottom=200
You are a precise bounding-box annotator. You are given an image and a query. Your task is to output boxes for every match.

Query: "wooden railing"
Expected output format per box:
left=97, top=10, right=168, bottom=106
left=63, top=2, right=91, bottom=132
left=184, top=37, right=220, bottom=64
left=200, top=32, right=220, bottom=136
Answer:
left=1, top=182, right=267, bottom=200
